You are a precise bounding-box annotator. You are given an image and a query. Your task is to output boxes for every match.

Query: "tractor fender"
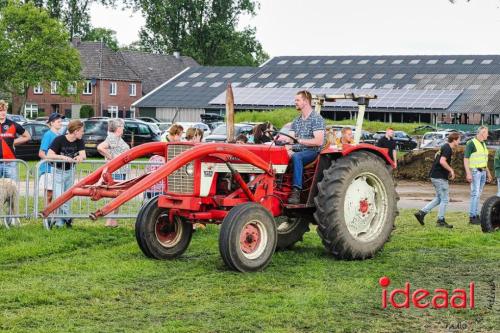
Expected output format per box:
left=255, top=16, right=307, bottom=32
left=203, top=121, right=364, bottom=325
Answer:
left=306, top=144, right=395, bottom=206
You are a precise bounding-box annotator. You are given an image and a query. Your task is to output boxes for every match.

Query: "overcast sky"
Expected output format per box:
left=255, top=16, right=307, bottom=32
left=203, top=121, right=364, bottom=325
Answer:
left=90, top=0, right=500, bottom=56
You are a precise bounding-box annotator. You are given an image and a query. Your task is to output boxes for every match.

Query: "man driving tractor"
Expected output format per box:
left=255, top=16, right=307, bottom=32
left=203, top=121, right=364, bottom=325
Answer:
left=287, top=90, right=326, bottom=204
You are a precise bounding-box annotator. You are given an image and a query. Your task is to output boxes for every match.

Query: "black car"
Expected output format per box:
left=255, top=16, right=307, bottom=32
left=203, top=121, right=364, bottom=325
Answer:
left=15, top=121, right=49, bottom=160
left=83, top=119, right=162, bottom=156
left=374, top=131, right=418, bottom=151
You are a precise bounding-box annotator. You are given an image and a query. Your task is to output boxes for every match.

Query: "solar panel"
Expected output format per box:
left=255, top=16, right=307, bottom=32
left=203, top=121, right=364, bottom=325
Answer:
left=209, top=87, right=462, bottom=110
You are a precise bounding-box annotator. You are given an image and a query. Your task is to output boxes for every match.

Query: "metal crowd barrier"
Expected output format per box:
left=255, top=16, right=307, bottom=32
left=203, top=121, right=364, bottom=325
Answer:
left=33, top=159, right=165, bottom=222
left=0, top=159, right=30, bottom=228
left=0, top=158, right=166, bottom=228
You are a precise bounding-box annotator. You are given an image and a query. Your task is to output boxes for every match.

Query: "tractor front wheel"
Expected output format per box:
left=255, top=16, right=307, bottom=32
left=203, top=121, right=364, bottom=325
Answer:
left=135, top=196, right=193, bottom=259
left=314, top=151, right=397, bottom=259
left=219, top=203, right=277, bottom=272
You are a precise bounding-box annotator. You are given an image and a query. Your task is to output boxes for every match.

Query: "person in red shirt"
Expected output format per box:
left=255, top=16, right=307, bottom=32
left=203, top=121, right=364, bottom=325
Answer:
left=0, top=100, right=30, bottom=179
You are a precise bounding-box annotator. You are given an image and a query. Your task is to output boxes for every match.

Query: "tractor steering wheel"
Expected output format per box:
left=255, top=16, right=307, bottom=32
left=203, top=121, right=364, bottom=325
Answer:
left=265, top=130, right=299, bottom=145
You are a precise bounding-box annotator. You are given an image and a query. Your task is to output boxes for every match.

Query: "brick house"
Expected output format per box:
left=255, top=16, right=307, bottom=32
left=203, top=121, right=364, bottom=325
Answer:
left=21, top=38, right=198, bottom=118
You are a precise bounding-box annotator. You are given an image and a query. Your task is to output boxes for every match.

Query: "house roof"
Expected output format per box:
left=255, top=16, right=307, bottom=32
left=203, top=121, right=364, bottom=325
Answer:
left=76, top=42, right=140, bottom=81
left=120, top=51, right=199, bottom=94
left=134, top=55, right=500, bottom=114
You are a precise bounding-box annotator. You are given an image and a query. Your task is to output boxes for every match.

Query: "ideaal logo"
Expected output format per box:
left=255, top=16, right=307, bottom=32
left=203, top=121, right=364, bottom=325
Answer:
left=379, top=276, right=475, bottom=309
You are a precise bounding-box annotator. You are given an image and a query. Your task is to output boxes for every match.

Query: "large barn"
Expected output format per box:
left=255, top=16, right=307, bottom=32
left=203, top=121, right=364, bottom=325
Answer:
left=133, top=55, right=500, bottom=127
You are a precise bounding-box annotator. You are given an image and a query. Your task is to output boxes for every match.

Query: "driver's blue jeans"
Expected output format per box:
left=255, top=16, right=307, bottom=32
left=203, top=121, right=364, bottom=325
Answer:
left=291, top=150, right=318, bottom=189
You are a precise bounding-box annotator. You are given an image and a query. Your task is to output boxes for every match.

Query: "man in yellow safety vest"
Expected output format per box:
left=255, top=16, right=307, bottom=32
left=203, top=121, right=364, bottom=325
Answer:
left=463, top=126, right=492, bottom=225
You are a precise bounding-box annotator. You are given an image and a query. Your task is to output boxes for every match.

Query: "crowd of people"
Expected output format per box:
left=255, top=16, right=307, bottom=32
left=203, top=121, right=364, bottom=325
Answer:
left=1, top=94, right=499, bottom=230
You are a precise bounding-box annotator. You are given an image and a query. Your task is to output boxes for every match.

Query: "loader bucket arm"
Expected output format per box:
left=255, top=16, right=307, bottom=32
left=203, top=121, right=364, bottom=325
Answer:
left=40, top=143, right=275, bottom=220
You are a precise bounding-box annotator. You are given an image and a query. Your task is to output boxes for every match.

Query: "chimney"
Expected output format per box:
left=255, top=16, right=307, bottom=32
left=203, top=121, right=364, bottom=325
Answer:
left=173, top=51, right=180, bottom=59
left=72, top=35, right=81, bottom=47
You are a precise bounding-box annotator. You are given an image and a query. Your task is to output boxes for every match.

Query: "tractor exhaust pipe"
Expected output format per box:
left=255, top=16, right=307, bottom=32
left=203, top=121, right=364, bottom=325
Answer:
left=226, top=83, right=235, bottom=142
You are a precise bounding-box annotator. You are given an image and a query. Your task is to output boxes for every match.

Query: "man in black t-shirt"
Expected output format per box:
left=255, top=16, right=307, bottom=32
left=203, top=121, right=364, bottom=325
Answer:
left=414, top=132, right=460, bottom=228
left=47, top=120, right=86, bottom=228
left=376, top=128, right=397, bottom=167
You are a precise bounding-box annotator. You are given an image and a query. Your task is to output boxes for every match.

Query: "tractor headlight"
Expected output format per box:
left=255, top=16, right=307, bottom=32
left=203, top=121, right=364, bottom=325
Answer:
left=185, top=163, right=194, bottom=176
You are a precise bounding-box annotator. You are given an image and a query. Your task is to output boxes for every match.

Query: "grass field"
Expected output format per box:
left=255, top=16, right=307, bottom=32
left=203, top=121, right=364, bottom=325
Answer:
left=0, top=210, right=499, bottom=332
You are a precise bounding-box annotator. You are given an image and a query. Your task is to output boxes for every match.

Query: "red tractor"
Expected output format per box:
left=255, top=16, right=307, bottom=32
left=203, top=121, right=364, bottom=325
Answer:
left=41, top=93, right=398, bottom=272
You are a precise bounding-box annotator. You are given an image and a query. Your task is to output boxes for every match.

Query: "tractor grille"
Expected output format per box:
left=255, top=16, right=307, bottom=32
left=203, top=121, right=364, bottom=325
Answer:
left=166, top=144, right=194, bottom=194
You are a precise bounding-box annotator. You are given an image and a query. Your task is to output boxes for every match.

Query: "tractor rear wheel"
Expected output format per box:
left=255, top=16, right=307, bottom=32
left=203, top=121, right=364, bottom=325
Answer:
left=135, top=196, right=193, bottom=259
left=276, top=216, right=311, bottom=250
left=480, top=196, right=500, bottom=233
left=219, top=203, right=277, bottom=272
left=314, top=151, right=397, bottom=259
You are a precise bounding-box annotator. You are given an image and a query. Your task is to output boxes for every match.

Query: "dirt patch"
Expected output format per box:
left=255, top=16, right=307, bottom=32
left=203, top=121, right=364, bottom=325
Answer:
left=395, top=147, right=496, bottom=183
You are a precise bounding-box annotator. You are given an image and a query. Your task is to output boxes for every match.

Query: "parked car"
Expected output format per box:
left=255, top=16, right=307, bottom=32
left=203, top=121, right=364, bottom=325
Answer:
left=134, top=117, right=171, bottom=131
left=204, top=123, right=254, bottom=142
left=6, top=114, right=28, bottom=125
left=200, top=113, right=225, bottom=130
left=14, top=121, right=49, bottom=160
left=374, top=130, right=418, bottom=151
left=83, top=118, right=162, bottom=156
left=161, top=122, right=211, bottom=141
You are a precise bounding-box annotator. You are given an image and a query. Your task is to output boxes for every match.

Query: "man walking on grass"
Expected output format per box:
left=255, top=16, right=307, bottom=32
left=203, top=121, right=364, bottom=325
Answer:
left=464, top=126, right=492, bottom=225
left=414, top=132, right=460, bottom=228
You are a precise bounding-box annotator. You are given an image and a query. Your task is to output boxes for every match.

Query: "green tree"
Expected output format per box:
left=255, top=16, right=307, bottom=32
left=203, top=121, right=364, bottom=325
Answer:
left=135, top=0, right=269, bottom=66
left=0, top=1, right=82, bottom=114
left=83, top=27, right=119, bottom=50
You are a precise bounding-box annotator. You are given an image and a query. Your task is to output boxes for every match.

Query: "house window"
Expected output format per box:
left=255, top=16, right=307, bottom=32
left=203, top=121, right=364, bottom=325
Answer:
left=445, top=59, right=456, bottom=65
left=314, top=73, right=326, bottom=79
left=361, top=83, right=375, bottom=89
left=175, top=81, right=189, bottom=87
left=108, top=105, right=118, bottom=118
left=295, top=73, right=308, bottom=79
left=409, top=59, right=420, bottom=64
left=277, top=73, right=289, bottom=79
left=481, top=59, right=493, bottom=64
left=393, top=74, right=406, bottom=79
left=193, top=82, right=206, bottom=87
left=375, top=59, right=386, bottom=64
left=223, top=73, right=235, bottom=78
left=284, top=82, right=296, bottom=88
left=34, top=84, right=43, bottom=94
left=24, top=103, right=38, bottom=117
left=392, top=59, right=403, bottom=64
left=67, top=82, right=77, bottom=94
left=246, top=82, right=259, bottom=88
left=277, top=60, right=288, bottom=65
left=325, top=59, right=336, bottom=64
left=50, top=81, right=58, bottom=94
left=403, top=84, right=416, bottom=89
left=309, top=59, right=320, bottom=64
left=189, top=72, right=201, bottom=78
left=341, top=59, right=352, bottom=64
left=129, top=83, right=137, bottom=96
left=241, top=73, right=252, bottom=78
left=293, top=60, right=304, bottom=64
left=109, top=82, right=117, bottom=95
left=301, top=82, right=314, bottom=88
left=426, top=59, right=438, bottom=64
left=322, top=82, right=335, bottom=88
left=463, top=59, right=474, bottom=65
left=209, top=82, right=223, bottom=88
left=341, top=83, right=355, bottom=89
left=372, top=74, right=385, bottom=79
left=353, top=73, right=365, bottom=79
left=206, top=73, right=219, bottom=78
left=358, top=59, right=369, bottom=64
left=382, top=83, right=395, bottom=89
left=83, top=80, right=92, bottom=95
left=333, top=73, right=345, bottom=79
left=258, top=73, right=271, bottom=79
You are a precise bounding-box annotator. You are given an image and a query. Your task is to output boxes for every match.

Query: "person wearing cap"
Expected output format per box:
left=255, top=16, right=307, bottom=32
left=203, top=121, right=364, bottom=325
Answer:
left=38, top=113, right=65, bottom=204
left=0, top=100, right=31, bottom=180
